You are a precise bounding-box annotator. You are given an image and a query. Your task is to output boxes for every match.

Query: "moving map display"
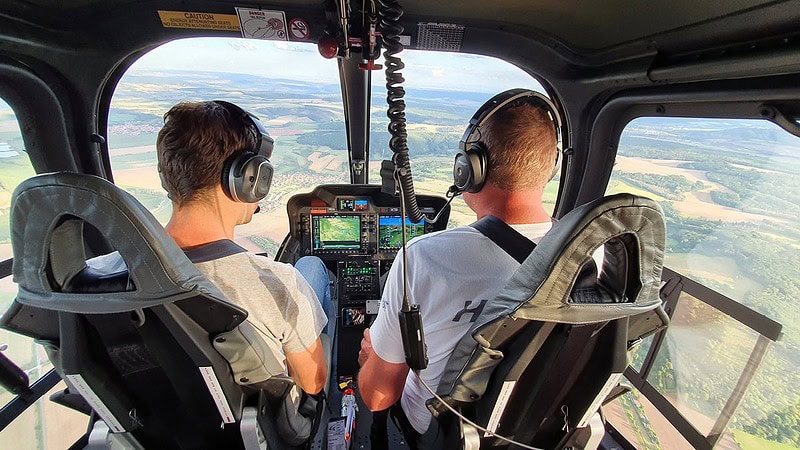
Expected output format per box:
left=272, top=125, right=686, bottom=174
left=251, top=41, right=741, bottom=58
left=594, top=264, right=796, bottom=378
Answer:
left=312, top=215, right=361, bottom=250
left=378, top=216, right=426, bottom=250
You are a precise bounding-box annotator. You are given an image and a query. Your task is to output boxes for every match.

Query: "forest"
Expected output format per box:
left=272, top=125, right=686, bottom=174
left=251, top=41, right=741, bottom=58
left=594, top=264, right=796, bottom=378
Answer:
left=3, top=74, right=800, bottom=449
left=608, top=119, right=800, bottom=448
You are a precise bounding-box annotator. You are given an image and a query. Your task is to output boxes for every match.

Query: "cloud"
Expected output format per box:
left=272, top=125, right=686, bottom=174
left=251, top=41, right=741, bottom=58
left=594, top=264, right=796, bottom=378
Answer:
left=227, top=41, right=259, bottom=51
left=130, top=37, right=545, bottom=94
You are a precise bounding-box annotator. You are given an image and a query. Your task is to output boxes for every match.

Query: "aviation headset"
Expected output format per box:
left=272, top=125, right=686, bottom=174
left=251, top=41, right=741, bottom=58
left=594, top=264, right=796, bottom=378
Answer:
left=452, top=88, right=563, bottom=194
left=214, top=100, right=275, bottom=203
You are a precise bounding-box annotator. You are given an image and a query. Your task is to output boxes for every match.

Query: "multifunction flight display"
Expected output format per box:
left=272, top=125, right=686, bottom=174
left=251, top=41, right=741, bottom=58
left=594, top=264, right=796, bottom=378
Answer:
left=378, top=216, right=427, bottom=250
left=312, top=215, right=362, bottom=251
left=287, top=185, right=449, bottom=261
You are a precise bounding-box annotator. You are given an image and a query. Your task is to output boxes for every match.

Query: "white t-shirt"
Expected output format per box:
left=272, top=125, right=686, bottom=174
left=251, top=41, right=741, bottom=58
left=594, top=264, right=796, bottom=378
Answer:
left=87, top=241, right=327, bottom=373
left=369, top=222, right=552, bottom=434
left=192, top=251, right=327, bottom=358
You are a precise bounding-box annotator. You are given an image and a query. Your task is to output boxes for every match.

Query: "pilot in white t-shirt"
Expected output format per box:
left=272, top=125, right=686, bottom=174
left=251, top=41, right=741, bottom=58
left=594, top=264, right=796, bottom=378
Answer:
left=369, top=222, right=552, bottom=434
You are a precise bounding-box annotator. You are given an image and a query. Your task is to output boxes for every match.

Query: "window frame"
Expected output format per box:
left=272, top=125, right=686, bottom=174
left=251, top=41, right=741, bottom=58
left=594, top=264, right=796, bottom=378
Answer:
left=588, top=87, right=800, bottom=449
left=0, top=63, right=90, bottom=438
left=624, top=268, right=781, bottom=450
left=579, top=82, right=800, bottom=207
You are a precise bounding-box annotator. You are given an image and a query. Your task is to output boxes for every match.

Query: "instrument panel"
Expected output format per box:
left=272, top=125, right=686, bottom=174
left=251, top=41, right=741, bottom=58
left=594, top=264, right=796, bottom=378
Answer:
left=282, top=185, right=450, bottom=376
left=287, top=185, right=448, bottom=261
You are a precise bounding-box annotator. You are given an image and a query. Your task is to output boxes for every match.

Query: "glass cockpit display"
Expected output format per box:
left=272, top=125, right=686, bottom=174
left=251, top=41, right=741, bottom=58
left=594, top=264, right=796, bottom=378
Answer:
left=312, top=215, right=361, bottom=250
left=378, top=216, right=426, bottom=250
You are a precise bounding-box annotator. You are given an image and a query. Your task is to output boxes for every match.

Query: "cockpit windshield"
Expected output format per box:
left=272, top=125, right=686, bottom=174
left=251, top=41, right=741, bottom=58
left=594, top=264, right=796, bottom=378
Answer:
left=108, top=38, right=557, bottom=249
left=109, top=38, right=346, bottom=254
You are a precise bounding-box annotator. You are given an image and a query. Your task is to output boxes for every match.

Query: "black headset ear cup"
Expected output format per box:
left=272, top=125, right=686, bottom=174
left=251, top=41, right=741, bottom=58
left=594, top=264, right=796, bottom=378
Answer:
left=245, top=156, right=273, bottom=202
left=222, top=152, right=274, bottom=203
left=221, top=152, right=240, bottom=200
left=453, top=142, right=487, bottom=193
left=453, top=150, right=471, bottom=192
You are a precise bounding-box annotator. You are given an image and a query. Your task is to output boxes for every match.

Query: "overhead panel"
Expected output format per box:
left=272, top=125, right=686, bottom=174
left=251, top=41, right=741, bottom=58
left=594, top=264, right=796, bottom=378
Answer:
left=0, top=0, right=790, bottom=52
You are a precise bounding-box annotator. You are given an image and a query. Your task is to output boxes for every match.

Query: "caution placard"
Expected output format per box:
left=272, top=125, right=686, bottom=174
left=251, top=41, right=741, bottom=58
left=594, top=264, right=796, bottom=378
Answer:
left=236, top=8, right=288, bottom=41
left=158, top=10, right=241, bottom=31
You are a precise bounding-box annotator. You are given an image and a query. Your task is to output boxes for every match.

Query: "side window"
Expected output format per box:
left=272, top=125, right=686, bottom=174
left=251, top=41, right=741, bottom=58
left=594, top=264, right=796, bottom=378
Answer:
left=108, top=38, right=345, bottom=255
left=603, top=117, right=797, bottom=449
left=0, top=98, right=36, bottom=389
left=0, top=99, right=88, bottom=448
left=368, top=50, right=559, bottom=227
left=0, top=100, right=34, bottom=260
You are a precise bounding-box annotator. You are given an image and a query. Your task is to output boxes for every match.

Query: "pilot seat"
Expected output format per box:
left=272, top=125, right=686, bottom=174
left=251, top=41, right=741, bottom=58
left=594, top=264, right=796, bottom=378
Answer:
left=0, top=172, right=325, bottom=449
left=416, top=193, right=669, bottom=449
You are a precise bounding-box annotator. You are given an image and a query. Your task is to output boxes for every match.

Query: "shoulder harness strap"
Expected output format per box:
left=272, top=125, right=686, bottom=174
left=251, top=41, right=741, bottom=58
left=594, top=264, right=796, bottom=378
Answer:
left=469, top=215, right=536, bottom=264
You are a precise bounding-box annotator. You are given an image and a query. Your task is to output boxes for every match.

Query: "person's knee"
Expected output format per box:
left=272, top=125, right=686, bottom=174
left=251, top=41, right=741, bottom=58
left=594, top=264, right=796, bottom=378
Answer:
left=295, top=256, right=331, bottom=303
left=296, top=255, right=326, bottom=273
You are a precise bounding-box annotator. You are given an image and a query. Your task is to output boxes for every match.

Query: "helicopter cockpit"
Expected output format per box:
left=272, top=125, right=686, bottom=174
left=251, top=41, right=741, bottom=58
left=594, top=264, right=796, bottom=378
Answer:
left=0, top=1, right=798, bottom=449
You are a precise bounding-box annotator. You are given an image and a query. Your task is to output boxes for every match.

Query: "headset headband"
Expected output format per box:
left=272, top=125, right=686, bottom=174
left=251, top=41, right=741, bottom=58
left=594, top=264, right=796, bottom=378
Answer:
left=213, top=100, right=275, bottom=158
left=459, top=88, right=562, bottom=152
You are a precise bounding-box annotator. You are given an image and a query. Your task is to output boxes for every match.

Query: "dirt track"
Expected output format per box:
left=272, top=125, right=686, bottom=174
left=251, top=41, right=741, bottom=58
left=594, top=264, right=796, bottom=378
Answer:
left=615, top=156, right=776, bottom=223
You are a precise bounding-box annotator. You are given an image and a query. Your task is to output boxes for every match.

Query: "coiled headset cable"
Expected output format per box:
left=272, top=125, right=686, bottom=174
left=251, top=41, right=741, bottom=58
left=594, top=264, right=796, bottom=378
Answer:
left=394, top=165, right=545, bottom=450
left=380, top=0, right=430, bottom=224
left=379, top=3, right=551, bottom=449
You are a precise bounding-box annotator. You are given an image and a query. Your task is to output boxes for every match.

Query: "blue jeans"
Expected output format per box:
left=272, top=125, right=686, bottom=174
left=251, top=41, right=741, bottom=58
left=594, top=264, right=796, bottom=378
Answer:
left=295, top=256, right=335, bottom=336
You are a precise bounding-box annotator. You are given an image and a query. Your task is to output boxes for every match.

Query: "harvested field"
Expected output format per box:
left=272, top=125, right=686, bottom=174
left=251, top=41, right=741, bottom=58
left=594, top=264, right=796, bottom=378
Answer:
left=307, top=151, right=343, bottom=172
left=674, top=191, right=777, bottom=223
left=109, top=145, right=155, bottom=156
left=113, top=166, right=163, bottom=191
left=615, top=156, right=731, bottom=192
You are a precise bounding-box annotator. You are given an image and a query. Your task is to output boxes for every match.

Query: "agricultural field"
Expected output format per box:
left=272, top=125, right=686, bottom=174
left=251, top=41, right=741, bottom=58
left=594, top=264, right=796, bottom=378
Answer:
left=604, top=117, right=800, bottom=449
left=103, top=75, right=800, bottom=450
left=1, top=70, right=799, bottom=449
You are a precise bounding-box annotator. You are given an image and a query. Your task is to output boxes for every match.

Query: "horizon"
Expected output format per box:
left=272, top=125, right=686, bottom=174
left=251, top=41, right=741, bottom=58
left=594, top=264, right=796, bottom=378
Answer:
left=128, top=37, right=545, bottom=94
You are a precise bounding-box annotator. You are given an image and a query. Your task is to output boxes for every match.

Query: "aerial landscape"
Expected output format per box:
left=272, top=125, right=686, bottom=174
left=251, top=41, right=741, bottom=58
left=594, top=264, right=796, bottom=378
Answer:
left=0, top=57, right=798, bottom=449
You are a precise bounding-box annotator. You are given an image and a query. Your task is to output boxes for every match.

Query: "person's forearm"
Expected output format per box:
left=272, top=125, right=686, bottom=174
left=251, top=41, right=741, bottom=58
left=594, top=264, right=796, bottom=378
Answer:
left=285, top=339, right=328, bottom=394
left=287, top=359, right=325, bottom=394
left=358, top=358, right=406, bottom=411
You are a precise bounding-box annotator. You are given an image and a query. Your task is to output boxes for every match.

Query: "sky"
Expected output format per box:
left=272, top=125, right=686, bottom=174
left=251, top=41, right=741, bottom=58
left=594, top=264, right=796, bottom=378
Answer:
left=129, top=37, right=545, bottom=94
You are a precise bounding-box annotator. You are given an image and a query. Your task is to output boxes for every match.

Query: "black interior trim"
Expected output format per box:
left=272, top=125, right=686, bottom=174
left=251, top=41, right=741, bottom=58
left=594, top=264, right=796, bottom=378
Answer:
left=0, top=369, right=61, bottom=431
left=0, top=259, right=12, bottom=279
left=663, top=267, right=782, bottom=341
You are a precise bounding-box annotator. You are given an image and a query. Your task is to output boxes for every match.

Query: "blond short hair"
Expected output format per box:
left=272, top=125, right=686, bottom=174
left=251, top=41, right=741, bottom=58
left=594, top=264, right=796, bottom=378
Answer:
left=480, top=102, right=558, bottom=191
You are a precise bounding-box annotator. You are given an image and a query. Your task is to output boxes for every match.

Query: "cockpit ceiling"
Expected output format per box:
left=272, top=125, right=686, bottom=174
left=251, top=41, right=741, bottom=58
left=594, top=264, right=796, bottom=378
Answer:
left=0, top=0, right=794, bottom=52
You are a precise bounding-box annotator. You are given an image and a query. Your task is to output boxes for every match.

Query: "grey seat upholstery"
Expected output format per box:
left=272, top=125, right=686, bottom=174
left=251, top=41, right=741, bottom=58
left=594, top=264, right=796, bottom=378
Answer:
left=422, top=193, right=668, bottom=449
left=0, top=172, right=320, bottom=449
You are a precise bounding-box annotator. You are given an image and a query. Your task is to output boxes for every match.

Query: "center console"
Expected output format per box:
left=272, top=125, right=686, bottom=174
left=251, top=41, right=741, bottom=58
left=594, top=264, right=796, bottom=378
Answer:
left=280, top=185, right=449, bottom=376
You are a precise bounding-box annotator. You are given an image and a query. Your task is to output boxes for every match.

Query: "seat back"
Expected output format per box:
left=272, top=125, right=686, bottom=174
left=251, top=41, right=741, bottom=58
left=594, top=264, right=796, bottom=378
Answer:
left=0, top=172, right=280, bottom=448
left=425, top=193, right=668, bottom=449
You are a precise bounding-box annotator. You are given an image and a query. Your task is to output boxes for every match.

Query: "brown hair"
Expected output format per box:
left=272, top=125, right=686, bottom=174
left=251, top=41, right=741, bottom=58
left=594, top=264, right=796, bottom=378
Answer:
left=480, top=102, right=558, bottom=191
left=156, top=101, right=258, bottom=206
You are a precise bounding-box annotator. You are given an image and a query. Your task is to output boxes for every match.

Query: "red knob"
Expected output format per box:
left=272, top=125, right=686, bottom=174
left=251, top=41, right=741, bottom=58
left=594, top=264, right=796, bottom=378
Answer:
left=358, top=60, right=383, bottom=71
left=318, top=35, right=339, bottom=59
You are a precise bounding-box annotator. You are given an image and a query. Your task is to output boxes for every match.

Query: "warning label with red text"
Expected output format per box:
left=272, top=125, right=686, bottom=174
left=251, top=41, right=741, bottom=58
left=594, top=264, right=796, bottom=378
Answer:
left=236, top=8, right=288, bottom=41
left=157, top=11, right=241, bottom=31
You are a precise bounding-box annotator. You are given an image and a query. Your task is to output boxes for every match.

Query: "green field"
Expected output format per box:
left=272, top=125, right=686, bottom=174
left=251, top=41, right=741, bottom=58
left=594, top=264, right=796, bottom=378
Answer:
left=606, top=118, right=800, bottom=449
left=735, top=430, right=800, bottom=450
left=1, top=72, right=799, bottom=449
